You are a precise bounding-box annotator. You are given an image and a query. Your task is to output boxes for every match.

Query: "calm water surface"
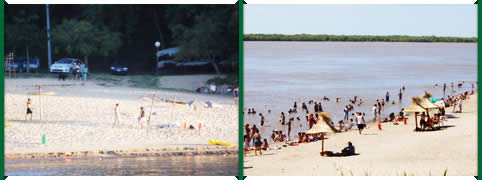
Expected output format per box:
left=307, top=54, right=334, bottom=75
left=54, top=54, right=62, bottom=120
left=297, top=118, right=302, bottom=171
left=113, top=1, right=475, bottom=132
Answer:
left=244, top=41, right=477, bottom=140
left=5, top=155, right=238, bottom=176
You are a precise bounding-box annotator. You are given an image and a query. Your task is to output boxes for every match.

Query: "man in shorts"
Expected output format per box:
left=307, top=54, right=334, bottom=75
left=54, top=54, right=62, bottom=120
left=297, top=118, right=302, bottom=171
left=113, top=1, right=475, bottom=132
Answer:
left=26, top=98, right=33, bottom=121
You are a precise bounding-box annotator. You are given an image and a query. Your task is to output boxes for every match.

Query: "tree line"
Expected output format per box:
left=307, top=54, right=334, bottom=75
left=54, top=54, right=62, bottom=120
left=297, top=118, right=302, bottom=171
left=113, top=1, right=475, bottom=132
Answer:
left=244, top=34, right=477, bottom=43
left=5, top=4, right=239, bottom=74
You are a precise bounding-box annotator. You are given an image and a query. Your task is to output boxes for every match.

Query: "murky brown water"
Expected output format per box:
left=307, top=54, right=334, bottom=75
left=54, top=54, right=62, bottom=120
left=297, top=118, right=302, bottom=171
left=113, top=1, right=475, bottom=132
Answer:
left=5, top=155, right=238, bottom=175
left=244, top=41, right=477, bottom=140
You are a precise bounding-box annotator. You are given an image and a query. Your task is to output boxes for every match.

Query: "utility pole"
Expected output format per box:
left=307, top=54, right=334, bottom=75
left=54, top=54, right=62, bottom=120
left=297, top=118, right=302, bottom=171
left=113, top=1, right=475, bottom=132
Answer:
left=46, top=4, right=52, bottom=68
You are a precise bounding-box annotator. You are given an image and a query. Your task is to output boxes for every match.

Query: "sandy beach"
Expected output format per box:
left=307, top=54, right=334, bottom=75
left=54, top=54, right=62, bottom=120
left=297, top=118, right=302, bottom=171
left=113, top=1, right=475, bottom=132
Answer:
left=4, top=77, right=238, bottom=159
left=244, top=93, right=477, bottom=176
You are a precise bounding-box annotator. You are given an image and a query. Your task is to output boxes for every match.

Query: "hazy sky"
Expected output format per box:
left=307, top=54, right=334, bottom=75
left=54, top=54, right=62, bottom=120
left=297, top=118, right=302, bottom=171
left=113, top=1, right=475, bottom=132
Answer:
left=245, top=5, right=477, bottom=37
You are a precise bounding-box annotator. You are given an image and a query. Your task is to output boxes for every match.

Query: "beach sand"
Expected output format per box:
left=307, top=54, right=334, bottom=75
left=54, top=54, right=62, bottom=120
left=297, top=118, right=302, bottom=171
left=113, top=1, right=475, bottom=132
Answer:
left=244, top=93, right=477, bottom=176
left=158, top=74, right=220, bottom=91
left=4, top=77, right=238, bottom=159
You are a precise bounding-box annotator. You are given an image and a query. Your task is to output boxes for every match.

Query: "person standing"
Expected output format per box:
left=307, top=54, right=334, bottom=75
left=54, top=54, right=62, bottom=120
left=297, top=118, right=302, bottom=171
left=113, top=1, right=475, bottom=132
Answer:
left=398, top=89, right=403, bottom=103
left=443, top=83, right=447, bottom=96
left=287, top=119, right=292, bottom=137
left=25, top=98, right=33, bottom=121
left=386, top=92, right=390, bottom=102
left=253, top=130, right=263, bottom=156
left=372, top=104, right=378, bottom=121
left=259, top=113, right=265, bottom=126
left=458, top=97, right=463, bottom=113
left=138, top=107, right=145, bottom=128
left=356, top=112, right=366, bottom=135
left=233, top=86, right=239, bottom=104
left=112, top=103, right=121, bottom=128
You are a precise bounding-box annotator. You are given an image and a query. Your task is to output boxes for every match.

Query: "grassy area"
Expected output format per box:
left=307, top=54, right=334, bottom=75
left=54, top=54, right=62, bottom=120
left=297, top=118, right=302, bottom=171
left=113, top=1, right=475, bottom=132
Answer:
left=127, top=75, right=160, bottom=89
left=244, top=34, right=478, bottom=43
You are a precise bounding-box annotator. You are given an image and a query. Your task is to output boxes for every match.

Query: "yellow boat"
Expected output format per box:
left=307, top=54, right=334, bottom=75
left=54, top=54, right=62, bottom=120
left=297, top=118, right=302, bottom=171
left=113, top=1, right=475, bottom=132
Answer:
left=208, top=140, right=232, bottom=146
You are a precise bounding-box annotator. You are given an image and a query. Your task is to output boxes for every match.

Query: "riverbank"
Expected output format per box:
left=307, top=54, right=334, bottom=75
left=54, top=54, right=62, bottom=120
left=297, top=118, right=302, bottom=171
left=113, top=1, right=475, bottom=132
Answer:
left=5, top=77, right=238, bottom=160
left=244, top=92, right=477, bottom=176
left=5, top=145, right=236, bottom=160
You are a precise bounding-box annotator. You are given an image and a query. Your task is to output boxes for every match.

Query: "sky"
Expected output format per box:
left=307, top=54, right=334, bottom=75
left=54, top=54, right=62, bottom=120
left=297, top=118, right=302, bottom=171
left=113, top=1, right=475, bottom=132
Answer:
left=245, top=5, right=477, bottom=37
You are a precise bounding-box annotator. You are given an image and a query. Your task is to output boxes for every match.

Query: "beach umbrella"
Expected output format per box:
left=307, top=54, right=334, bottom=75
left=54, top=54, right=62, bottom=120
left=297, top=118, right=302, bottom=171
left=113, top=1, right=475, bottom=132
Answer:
left=434, top=100, right=445, bottom=107
left=419, top=98, right=439, bottom=109
left=403, top=103, right=426, bottom=130
left=307, top=112, right=336, bottom=154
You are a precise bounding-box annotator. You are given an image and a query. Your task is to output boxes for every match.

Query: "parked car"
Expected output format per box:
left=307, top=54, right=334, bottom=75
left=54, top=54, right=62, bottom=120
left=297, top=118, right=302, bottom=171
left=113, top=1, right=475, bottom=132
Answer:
left=110, top=61, right=128, bottom=75
left=49, top=58, right=83, bottom=73
left=4, top=56, right=40, bottom=73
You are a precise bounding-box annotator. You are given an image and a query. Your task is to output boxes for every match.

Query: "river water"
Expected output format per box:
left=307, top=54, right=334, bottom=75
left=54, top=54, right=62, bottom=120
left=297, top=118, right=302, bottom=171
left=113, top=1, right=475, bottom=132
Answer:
left=5, top=155, right=238, bottom=176
left=244, top=41, right=477, bottom=141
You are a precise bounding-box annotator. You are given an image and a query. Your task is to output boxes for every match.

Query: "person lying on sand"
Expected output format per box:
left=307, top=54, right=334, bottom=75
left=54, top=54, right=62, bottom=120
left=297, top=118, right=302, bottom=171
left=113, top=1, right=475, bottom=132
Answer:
left=25, top=98, right=33, bottom=121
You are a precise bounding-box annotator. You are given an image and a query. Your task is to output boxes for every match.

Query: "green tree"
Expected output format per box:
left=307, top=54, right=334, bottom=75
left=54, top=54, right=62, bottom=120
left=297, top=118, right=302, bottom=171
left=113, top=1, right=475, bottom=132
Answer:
left=169, top=5, right=238, bottom=75
left=51, top=19, right=122, bottom=65
left=5, top=10, right=44, bottom=54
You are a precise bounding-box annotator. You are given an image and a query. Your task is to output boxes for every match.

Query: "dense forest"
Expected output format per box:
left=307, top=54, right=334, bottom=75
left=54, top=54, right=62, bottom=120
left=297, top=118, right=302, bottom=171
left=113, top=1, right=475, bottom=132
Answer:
left=244, top=34, right=477, bottom=43
left=5, top=4, right=239, bottom=74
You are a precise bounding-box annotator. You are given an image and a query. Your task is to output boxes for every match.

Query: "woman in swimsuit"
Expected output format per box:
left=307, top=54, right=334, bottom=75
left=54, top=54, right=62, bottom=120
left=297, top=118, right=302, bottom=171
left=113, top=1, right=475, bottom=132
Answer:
left=245, top=124, right=251, bottom=146
left=243, top=135, right=249, bottom=156
left=280, top=112, right=286, bottom=125
left=26, top=98, right=33, bottom=121
left=262, top=139, right=269, bottom=150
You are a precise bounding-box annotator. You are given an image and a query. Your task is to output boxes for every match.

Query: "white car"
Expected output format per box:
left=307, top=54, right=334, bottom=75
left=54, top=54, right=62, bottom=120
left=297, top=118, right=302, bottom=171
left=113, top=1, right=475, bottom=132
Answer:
left=49, top=58, right=83, bottom=73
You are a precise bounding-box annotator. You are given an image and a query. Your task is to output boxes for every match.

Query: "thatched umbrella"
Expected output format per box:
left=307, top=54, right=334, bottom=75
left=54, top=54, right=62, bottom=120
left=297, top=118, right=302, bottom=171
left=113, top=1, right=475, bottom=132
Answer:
left=307, top=112, right=336, bottom=155
left=402, top=103, right=426, bottom=130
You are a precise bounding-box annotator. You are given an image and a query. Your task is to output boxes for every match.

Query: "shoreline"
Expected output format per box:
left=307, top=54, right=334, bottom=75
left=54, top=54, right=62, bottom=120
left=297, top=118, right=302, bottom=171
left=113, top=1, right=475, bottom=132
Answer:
left=5, top=145, right=237, bottom=161
left=244, top=92, right=477, bottom=175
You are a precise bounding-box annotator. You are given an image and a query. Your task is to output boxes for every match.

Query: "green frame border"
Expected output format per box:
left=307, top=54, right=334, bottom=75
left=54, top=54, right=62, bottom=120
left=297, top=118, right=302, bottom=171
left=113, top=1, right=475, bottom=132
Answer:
left=478, top=1, right=480, bottom=179
left=238, top=0, right=244, bottom=178
left=1, top=1, right=4, bottom=178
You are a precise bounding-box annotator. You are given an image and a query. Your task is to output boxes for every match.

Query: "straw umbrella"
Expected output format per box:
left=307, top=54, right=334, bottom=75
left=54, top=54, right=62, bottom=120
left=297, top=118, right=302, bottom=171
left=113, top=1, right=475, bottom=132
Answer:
left=402, top=103, right=426, bottom=130
left=306, top=112, right=336, bottom=155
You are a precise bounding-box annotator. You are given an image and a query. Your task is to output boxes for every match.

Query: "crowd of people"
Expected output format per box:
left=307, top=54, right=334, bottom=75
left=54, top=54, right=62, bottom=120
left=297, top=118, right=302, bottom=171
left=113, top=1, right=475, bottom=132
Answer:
left=243, top=81, right=477, bottom=156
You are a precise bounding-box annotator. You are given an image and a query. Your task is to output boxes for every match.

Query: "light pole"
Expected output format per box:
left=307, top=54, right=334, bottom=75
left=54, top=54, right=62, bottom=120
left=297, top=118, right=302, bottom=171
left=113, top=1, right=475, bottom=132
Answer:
left=46, top=4, right=52, bottom=68
left=154, top=41, right=160, bottom=74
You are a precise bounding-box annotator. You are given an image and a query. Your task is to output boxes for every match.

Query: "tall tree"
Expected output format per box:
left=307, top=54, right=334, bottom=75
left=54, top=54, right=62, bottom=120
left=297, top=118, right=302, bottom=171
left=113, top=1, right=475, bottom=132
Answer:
left=51, top=19, right=122, bottom=65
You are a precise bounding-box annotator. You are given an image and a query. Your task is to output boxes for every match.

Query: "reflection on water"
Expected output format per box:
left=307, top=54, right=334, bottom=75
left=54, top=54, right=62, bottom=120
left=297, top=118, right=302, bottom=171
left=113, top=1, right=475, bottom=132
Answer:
left=5, top=155, right=238, bottom=176
left=244, top=42, right=477, bottom=140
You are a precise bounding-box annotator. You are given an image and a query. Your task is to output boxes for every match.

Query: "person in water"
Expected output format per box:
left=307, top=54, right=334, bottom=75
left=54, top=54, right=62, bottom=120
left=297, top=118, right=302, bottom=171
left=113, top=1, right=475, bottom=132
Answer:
left=280, top=112, right=286, bottom=125
left=25, top=98, right=33, bottom=121
left=259, top=113, right=265, bottom=126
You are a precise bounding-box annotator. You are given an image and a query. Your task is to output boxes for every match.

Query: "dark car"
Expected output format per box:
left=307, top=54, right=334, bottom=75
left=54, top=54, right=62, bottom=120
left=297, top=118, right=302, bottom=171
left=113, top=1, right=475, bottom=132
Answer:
left=110, top=61, right=128, bottom=75
left=5, top=56, right=40, bottom=73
